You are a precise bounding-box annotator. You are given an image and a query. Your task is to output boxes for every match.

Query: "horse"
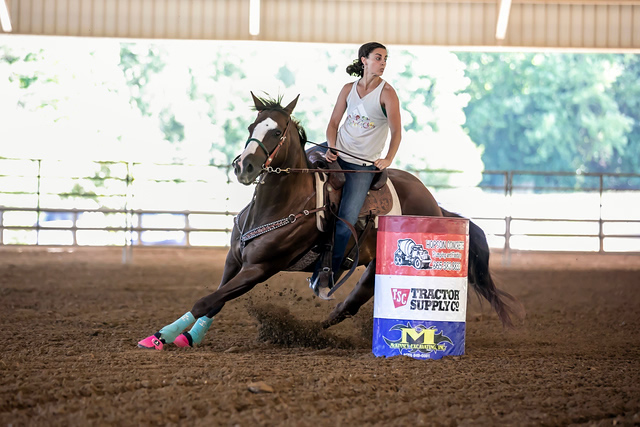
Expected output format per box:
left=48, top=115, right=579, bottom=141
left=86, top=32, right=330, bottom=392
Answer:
left=137, top=93, right=522, bottom=351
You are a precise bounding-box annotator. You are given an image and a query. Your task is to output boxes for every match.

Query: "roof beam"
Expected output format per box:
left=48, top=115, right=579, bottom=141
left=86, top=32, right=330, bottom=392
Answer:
left=496, top=0, right=513, bottom=40
left=0, top=0, right=12, bottom=32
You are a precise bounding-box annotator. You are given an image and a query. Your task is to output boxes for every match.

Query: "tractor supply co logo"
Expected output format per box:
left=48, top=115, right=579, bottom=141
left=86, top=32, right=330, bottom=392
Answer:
left=382, top=323, right=453, bottom=354
left=391, top=288, right=462, bottom=312
left=391, top=288, right=410, bottom=308
left=393, top=238, right=464, bottom=271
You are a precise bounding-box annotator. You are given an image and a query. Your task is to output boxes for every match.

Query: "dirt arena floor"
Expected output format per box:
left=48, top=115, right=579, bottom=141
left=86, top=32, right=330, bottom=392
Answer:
left=0, top=246, right=639, bottom=426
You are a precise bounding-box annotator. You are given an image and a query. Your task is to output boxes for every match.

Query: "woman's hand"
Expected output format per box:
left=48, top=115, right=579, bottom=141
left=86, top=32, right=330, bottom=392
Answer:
left=325, top=148, right=338, bottom=162
left=374, top=158, right=392, bottom=170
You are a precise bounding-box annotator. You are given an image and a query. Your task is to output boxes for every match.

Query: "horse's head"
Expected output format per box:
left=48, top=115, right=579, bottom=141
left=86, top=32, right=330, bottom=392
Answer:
left=233, top=93, right=301, bottom=185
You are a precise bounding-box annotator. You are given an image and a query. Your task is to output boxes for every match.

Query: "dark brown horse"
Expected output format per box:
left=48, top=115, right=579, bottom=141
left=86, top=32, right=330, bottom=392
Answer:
left=137, top=94, right=522, bottom=351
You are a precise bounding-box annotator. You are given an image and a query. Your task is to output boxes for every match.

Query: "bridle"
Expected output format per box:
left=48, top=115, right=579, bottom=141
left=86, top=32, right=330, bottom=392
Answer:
left=242, top=117, right=292, bottom=170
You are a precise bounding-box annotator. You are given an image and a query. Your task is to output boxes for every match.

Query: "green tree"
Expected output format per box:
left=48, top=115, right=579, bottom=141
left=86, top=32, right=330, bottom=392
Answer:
left=1, top=38, right=163, bottom=163
left=187, top=47, right=252, bottom=165
left=457, top=52, right=632, bottom=184
left=119, top=43, right=166, bottom=117
left=276, top=65, right=295, bottom=88
left=391, top=48, right=484, bottom=187
left=610, top=54, right=640, bottom=176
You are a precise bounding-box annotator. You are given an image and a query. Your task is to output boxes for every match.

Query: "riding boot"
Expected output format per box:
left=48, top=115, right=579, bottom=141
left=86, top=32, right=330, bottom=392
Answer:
left=309, top=216, right=336, bottom=300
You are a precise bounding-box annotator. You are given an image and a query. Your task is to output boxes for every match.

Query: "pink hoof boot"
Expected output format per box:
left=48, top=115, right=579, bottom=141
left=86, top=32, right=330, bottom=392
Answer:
left=173, top=333, right=192, bottom=348
left=138, top=335, right=164, bottom=351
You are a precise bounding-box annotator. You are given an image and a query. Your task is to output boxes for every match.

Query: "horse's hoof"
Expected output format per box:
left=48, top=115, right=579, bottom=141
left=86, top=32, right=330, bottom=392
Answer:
left=137, top=335, right=164, bottom=350
left=173, top=332, right=193, bottom=348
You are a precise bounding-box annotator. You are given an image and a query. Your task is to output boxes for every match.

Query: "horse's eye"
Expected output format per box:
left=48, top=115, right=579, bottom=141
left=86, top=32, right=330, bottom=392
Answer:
left=274, top=130, right=282, bottom=137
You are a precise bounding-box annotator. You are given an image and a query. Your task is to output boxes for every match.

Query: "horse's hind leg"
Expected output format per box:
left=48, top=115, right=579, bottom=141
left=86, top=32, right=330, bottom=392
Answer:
left=322, top=260, right=376, bottom=329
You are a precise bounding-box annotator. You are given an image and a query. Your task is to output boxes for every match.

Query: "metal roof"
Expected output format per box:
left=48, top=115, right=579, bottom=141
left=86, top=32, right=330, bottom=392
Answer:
left=2, top=0, right=639, bottom=50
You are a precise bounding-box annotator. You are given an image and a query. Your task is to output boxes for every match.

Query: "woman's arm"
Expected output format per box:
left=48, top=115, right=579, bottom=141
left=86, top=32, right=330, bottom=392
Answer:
left=325, top=83, right=352, bottom=162
left=375, top=84, right=402, bottom=170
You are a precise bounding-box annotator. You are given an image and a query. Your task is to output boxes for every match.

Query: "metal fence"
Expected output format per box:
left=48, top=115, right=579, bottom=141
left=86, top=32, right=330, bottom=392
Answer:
left=1, top=157, right=639, bottom=255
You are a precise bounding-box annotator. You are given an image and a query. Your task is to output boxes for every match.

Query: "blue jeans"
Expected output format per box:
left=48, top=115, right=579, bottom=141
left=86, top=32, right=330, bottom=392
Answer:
left=331, top=158, right=376, bottom=274
left=310, top=143, right=376, bottom=280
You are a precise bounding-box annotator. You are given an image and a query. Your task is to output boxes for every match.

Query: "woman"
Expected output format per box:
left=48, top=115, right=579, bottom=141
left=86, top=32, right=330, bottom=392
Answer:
left=310, top=41, right=402, bottom=296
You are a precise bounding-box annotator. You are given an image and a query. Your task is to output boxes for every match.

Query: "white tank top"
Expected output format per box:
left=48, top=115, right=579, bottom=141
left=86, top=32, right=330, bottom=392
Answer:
left=336, top=79, right=389, bottom=165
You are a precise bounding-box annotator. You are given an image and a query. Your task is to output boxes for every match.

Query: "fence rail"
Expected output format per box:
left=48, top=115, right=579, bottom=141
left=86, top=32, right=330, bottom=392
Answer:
left=1, top=158, right=639, bottom=255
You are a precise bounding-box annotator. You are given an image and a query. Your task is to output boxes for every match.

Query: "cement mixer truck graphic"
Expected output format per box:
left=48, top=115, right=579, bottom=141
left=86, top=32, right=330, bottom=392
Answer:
left=394, top=238, right=432, bottom=270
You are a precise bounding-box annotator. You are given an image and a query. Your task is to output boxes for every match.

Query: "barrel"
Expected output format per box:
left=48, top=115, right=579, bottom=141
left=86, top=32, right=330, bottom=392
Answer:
left=373, top=215, right=469, bottom=360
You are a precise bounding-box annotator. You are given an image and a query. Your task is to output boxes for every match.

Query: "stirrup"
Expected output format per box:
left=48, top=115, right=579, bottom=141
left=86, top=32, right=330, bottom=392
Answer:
left=308, top=267, right=335, bottom=301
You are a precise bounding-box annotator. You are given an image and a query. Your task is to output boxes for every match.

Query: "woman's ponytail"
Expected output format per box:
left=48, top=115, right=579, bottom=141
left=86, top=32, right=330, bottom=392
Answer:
left=346, top=59, right=364, bottom=77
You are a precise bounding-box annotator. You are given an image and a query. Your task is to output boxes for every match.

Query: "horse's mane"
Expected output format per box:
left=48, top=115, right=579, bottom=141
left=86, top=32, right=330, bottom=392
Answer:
left=252, top=94, right=308, bottom=150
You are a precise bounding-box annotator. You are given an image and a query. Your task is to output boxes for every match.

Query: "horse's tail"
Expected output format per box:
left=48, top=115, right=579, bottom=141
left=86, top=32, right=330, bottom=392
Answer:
left=441, top=208, right=525, bottom=328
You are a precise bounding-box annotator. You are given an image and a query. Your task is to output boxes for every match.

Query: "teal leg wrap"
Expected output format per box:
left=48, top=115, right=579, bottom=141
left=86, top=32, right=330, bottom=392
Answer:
left=158, top=312, right=196, bottom=343
left=187, top=316, right=214, bottom=345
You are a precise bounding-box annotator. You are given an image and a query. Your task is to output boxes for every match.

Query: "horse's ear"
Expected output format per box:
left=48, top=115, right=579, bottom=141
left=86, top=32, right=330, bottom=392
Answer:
left=283, top=94, right=300, bottom=115
left=251, top=92, right=266, bottom=111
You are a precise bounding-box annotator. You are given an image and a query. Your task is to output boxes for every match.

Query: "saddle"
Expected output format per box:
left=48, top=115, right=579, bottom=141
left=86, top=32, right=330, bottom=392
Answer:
left=307, top=145, right=393, bottom=233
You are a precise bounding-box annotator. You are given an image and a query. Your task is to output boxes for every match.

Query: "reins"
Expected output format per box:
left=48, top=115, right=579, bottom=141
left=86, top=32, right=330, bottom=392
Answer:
left=261, top=140, right=383, bottom=176
left=304, top=140, right=378, bottom=166
left=263, top=166, right=383, bottom=175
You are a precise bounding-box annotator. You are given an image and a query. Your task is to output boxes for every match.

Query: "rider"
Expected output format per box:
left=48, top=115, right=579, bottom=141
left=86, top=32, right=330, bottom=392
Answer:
left=310, top=41, right=403, bottom=295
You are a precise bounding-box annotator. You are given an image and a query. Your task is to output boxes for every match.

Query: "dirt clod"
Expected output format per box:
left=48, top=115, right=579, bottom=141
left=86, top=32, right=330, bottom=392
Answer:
left=247, top=381, right=274, bottom=393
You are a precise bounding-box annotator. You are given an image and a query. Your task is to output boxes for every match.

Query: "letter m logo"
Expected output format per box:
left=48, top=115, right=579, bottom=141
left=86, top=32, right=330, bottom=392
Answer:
left=400, top=327, right=436, bottom=345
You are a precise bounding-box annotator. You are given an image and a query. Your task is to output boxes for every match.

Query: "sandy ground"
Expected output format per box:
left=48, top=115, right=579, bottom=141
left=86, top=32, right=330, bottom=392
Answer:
left=0, top=246, right=639, bottom=426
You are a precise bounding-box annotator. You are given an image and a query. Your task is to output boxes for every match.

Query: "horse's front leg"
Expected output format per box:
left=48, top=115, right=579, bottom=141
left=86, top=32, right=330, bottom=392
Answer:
left=138, top=258, right=272, bottom=350
left=322, top=260, right=376, bottom=329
